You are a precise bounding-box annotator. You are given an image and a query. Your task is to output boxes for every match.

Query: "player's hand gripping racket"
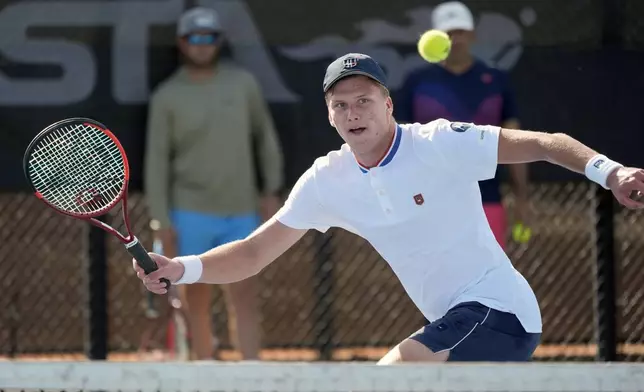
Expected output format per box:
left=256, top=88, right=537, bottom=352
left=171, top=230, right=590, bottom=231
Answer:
left=23, top=117, right=170, bottom=289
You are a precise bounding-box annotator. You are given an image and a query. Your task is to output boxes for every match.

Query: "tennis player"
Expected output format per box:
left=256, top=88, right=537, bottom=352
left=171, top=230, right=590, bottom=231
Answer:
left=136, top=53, right=644, bottom=362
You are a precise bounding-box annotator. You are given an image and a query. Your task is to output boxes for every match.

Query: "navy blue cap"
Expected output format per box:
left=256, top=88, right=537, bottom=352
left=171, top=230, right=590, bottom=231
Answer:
left=323, top=53, right=388, bottom=93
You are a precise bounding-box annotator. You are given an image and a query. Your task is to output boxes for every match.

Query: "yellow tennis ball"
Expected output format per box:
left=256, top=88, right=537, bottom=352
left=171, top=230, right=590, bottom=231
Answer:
left=512, top=223, right=532, bottom=243
left=417, top=29, right=451, bottom=63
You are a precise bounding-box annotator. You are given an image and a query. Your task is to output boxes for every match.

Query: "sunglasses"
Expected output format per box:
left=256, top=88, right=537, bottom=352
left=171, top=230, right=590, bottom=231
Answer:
left=185, top=33, right=220, bottom=46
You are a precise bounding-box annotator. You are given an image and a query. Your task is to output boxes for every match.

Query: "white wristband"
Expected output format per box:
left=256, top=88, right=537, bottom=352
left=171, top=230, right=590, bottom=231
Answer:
left=174, top=255, right=203, bottom=285
left=585, top=154, right=623, bottom=190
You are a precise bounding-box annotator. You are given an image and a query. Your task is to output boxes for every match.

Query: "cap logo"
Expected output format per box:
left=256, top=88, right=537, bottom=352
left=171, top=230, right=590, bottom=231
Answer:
left=343, top=58, right=358, bottom=68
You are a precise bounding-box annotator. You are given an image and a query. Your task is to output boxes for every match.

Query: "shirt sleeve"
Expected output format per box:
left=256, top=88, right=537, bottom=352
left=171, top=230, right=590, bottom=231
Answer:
left=273, top=166, right=332, bottom=233
left=412, top=119, right=501, bottom=182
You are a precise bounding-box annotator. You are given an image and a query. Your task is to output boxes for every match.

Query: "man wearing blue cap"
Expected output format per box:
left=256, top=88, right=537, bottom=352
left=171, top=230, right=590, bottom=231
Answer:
left=137, top=52, right=644, bottom=363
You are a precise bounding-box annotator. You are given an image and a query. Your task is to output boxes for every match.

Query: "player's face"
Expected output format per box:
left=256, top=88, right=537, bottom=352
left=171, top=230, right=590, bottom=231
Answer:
left=178, top=30, right=222, bottom=67
left=326, top=76, right=394, bottom=152
left=446, top=29, right=475, bottom=57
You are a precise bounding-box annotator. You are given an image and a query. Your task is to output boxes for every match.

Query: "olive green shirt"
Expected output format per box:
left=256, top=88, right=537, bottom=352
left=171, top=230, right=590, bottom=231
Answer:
left=144, top=62, right=284, bottom=229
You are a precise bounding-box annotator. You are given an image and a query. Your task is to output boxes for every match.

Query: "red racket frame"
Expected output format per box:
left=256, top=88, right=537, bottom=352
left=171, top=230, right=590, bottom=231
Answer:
left=23, top=117, right=169, bottom=286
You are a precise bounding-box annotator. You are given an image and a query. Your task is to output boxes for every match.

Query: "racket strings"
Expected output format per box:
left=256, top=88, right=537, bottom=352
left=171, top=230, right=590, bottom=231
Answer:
left=32, top=124, right=123, bottom=204
left=32, top=127, right=114, bottom=193
left=35, top=128, right=105, bottom=189
left=28, top=123, right=126, bottom=215
left=32, top=130, right=116, bottom=210
left=32, top=140, right=121, bottom=212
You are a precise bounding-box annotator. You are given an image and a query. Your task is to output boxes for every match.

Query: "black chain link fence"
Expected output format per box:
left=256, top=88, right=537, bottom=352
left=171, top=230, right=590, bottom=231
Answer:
left=616, top=207, right=644, bottom=361
left=0, top=193, right=86, bottom=357
left=1, top=182, right=642, bottom=361
left=505, top=183, right=598, bottom=361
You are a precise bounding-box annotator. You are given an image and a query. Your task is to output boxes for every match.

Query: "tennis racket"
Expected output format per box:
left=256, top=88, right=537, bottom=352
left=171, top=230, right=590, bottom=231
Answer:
left=22, top=117, right=170, bottom=289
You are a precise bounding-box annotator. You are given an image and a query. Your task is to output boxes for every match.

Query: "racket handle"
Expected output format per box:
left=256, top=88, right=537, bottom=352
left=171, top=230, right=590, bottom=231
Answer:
left=126, top=237, right=171, bottom=290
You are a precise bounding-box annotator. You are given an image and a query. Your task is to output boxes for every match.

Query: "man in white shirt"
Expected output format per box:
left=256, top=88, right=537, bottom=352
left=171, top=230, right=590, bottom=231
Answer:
left=136, top=53, right=644, bottom=362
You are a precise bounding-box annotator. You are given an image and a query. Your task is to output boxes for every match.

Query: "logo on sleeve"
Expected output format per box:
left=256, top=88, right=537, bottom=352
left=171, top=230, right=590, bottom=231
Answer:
left=413, top=193, right=424, bottom=205
left=450, top=122, right=471, bottom=132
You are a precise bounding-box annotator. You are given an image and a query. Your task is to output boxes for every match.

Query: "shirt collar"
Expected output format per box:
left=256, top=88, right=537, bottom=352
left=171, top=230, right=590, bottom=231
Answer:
left=355, top=124, right=402, bottom=173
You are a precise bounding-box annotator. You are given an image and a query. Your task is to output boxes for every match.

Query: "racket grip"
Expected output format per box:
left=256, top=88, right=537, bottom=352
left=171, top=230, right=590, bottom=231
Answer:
left=126, top=238, right=171, bottom=290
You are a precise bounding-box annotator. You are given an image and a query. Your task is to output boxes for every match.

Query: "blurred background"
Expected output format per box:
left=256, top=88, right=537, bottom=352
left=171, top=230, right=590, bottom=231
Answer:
left=0, top=0, right=643, bottom=365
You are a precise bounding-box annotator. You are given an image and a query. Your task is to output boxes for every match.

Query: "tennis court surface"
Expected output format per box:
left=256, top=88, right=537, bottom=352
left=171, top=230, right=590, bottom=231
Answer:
left=2, top=361, right=644, bottom=392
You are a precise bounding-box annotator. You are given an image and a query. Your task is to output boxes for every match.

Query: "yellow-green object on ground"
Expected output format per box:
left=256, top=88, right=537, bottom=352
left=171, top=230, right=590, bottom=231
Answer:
left=512, top=222, right=532, bottom=243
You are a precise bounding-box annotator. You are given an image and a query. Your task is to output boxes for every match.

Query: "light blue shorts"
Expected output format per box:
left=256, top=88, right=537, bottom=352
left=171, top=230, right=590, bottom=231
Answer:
left=170, top=210, right=260, bottom=256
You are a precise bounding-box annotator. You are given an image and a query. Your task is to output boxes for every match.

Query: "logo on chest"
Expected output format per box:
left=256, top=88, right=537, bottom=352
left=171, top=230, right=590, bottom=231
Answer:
left=413, top=193, right=424, bottom=205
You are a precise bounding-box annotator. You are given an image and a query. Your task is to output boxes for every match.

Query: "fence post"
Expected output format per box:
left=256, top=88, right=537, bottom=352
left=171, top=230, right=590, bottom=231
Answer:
left=594, top=0, right=620, bottom=363
left=86, top=218, right=108, bottom=360
left=8, top=291, right=19, bottom=358
left=594, top=186, right=617, bottom=361
left=312, top=231, right=336, bottom=361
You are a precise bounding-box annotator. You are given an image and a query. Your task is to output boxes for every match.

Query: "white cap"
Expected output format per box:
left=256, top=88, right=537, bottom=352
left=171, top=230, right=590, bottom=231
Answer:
left=177, top=7, right=222, bottom=36
left=431, top=1, right=475, bottom=32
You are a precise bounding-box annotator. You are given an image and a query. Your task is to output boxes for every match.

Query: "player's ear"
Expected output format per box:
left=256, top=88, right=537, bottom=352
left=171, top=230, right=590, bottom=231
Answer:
left=386, top=96, right=394, bottom=114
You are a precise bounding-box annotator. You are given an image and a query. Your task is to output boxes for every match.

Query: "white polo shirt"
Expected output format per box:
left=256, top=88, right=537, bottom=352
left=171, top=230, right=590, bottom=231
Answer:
left=274, top=119, right=542, bottom=333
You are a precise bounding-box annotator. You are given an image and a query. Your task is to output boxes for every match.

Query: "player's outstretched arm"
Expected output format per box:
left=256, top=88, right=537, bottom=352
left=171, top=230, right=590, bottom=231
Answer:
left=498, top=128, right=644, bottom=209
left=134, top=217, right=307, bottom=294
left=198, top=217, right=307, bottom=284
left=498, top=128, right=597, bottom=170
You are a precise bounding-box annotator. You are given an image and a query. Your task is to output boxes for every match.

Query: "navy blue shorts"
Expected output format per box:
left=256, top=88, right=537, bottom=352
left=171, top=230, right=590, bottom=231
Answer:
left=409, top=302, right=541, bottom=362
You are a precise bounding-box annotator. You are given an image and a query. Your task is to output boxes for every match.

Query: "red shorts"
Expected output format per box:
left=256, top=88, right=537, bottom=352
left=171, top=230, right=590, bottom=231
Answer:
left=483, top=203, right=507, bottom=249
